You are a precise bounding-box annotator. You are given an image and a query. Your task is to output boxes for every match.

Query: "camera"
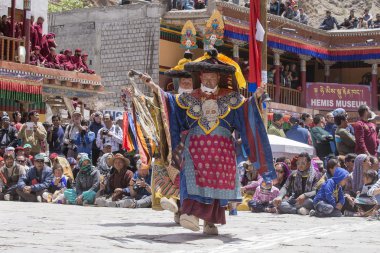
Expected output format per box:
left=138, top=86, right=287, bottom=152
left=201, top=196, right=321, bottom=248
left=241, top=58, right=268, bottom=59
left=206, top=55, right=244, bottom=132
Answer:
left=102, top=129, right=109, bottom=135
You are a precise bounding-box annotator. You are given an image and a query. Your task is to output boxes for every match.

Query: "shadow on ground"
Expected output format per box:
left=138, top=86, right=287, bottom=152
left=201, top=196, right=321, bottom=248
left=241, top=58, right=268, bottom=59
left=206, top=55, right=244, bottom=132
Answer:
left=99, top=222, right=179, bottom=228
left=102, top=232, right=246, bottom=245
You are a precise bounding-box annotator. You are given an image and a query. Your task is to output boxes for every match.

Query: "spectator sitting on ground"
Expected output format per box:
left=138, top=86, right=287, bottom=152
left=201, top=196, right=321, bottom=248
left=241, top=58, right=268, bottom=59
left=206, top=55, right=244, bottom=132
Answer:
left=363, top=8, right=373, bottom=27
left=319, top=11, right=340, bottom=30
left=44, top=164, right=70, bottom=203
left=316, top=158, right=339, bottom=190
left=293, top=7, right=309, bottom=25
left=16, top=155, right=29, bottom=173
left=248, top=178, right=279, bottom=213
left=334, top=112, right=355, bottom=156
left=50, top=153, right=74, bottom=182
left=268, top=112, right=286, bottom=138
left=346, top=169, right=379, bottom=217
left=23, top=144, right=33, bottom=167
left=357, top=17, right=368, bottom=29
left=373, top=14, right=380, bottom=28
left=16, top=153, right=53, bottom=202
left=310, top=114, right=333, bottom=160
left=64, top=155, right=100, bottom=205
left=97, top=153, right=114, bottom=176
left=352, top=154, right=372, bottom=194
left=273, top=152, right=320, bottom=215
left=276, top=157, right=292, bottom=169
left=354, top=105, right=378, bottom=156
left=67, top=157, right=79, bottom=180
left=95, top=153, right=134, bottom=207
left=310, top=167, right=349, bottom=217
left=113, top=160, right=152, bottom=208
left=286, top=116, right=313, bottom=145
left=0, top=153, right=26, bottom=201
left=273, top=162, right=291, bottom=189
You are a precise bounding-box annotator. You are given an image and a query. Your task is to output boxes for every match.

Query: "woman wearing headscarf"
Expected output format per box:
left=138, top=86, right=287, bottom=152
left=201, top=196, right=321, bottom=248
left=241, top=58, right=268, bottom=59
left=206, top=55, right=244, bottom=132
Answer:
left=97, top=153, right=114, bottom=176
left=273, top=162, right=291, bottom=189
left=95, top=153, right=133, bottom=207
left=64, top=155, right=100, bottom=205
left=352, top=154, right=372, bottom=193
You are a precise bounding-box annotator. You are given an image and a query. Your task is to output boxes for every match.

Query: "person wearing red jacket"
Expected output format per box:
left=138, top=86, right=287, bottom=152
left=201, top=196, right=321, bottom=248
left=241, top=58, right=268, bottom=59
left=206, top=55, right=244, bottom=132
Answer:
left=33, top=17, right=44, bottom=49
left=354, top=105, right=379, bottom=156
left=80, top=53, right=95, bottom=74
left=44, top=47, right=61, bottom=69
left=30, top=46, right=46, bottom=66
left=57, top=49, right=75, bottom=71
left=71, top=48, right=84, bottom=71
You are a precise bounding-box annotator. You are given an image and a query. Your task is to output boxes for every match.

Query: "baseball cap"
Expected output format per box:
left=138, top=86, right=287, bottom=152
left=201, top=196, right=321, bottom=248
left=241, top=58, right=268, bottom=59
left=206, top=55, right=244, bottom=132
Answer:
left=34, top=153, right=45, bottom=161
left=23, top=144, right=32, bottom=149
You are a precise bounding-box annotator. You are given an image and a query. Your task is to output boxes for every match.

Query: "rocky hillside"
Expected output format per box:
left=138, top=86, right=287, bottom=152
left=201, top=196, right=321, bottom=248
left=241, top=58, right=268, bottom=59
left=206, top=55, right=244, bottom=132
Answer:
left=49, top=0, right=380, bottom=28
left=301, top=0, right=380, bottom=27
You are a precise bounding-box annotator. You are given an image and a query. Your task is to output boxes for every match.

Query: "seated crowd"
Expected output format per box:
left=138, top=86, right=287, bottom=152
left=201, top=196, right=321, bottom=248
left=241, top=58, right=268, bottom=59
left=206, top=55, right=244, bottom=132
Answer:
left=0, top=110, right=150, bottom=208
left=0, top=15, right=95, bottom=74
left=237, top=104, right=380, bottom=218
left=1, top=105, right=380, bottom=220
left=268, top=0, right=380, bottom=30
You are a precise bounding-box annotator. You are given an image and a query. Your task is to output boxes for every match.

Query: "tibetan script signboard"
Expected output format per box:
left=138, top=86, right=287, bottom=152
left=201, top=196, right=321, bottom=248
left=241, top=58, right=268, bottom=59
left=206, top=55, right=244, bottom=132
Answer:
left=306, top=83, right=371, bottom=111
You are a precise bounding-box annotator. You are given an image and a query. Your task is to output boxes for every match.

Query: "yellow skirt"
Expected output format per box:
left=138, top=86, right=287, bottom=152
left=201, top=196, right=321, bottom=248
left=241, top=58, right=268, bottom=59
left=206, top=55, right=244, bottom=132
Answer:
left=237, top=194, right=253, bottom=211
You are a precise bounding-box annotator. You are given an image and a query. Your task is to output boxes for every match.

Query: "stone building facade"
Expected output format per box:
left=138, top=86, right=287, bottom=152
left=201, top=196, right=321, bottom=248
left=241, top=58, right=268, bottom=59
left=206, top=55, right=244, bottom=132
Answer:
left=49, top=3, right=163, bottom=107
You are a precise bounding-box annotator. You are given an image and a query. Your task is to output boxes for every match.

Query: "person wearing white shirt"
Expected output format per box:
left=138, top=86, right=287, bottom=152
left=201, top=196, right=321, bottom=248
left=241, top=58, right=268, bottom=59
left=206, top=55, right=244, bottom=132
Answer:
left=96, top=114, right=123, bottom=153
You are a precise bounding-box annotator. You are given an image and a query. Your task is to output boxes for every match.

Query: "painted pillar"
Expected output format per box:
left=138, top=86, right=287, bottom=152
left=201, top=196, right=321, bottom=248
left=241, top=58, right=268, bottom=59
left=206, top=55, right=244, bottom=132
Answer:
left=371, top=62, right=378, bottom=110
left=273, top=49, right=284, bottom=103
left=299, top=55, right=311, bottom=107
left=324, top=61, right=335, bottom=83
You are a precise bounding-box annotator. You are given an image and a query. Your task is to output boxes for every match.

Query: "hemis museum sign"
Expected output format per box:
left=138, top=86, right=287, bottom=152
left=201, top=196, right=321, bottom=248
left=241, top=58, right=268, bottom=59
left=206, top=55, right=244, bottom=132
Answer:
left=306, top=83, right=371, bottom=111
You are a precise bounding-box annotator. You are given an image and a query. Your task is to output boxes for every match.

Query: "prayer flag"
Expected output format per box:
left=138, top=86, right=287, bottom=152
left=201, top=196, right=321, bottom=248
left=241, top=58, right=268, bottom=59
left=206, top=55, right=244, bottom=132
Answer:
left=248, top=0, right=262, bottom=92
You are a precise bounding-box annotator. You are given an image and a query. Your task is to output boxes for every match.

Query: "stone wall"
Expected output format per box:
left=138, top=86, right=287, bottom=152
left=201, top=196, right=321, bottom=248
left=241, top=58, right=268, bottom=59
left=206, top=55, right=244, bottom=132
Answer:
left=49, top=3, right=163, bottom=107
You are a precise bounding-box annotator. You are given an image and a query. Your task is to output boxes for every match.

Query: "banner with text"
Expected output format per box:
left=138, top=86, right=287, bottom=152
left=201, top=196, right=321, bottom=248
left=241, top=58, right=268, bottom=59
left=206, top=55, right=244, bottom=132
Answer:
left=306, top=83, right=371, bottom=111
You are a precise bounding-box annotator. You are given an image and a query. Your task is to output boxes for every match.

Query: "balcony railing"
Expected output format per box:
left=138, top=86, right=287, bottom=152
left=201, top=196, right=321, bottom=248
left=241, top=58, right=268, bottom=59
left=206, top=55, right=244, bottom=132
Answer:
left=0, top=36, right=25, bottom=63
left=240, top=83, right=301, bottom=107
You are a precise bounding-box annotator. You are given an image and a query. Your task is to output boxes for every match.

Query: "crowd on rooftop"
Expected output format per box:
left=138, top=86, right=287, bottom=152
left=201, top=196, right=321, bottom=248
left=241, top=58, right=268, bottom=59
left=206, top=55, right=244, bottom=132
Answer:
left=0, top=15, right=95, bottom=74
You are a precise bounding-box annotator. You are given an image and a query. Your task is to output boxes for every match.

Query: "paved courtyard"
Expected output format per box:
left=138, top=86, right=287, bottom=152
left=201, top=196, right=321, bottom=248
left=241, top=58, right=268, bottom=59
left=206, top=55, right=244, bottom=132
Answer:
left=0, top=202, right=379, bottom=253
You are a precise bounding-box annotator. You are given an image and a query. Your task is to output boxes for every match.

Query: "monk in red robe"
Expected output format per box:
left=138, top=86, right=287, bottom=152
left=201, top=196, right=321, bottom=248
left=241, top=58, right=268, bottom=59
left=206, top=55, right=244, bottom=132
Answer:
left=58, top=49, right=75, bottom=71
left=33, top=17, right=44, bottom=50
left=30, top=46, right=45, bottom=66
left=71, top=48, right=84, bottom=71
left=80, top=53, right=95, bottom=74
left=44, top=47, right=61, bottom=69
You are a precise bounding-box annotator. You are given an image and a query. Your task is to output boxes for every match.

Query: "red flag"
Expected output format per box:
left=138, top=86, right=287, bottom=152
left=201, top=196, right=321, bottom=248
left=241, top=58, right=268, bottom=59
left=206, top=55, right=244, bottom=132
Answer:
left=248, top=0, right=262, bottom=92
